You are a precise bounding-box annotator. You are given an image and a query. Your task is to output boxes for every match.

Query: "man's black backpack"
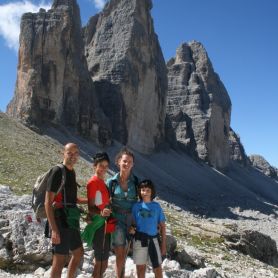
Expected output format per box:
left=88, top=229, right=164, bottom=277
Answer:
left=31, top=164, right=66, bottom=219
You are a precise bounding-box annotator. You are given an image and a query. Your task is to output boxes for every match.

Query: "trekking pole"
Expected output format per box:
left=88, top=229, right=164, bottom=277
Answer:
left=120, top=234, right=133, bottom=278
left=99, top=218, right=107, bottom=278
left=99, top=203, right=113, bottom=277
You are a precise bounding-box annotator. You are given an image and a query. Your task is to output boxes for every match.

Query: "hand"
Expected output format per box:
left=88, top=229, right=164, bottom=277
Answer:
left=101, top=207, right=112, bottom=217
left=128, top=225, right=136, bottom=235
left=51, top=229, right=61, bottom=245
left=85, top=213, right=92, bottom=223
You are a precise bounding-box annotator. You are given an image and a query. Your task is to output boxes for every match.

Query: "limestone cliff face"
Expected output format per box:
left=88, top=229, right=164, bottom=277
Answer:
left=7, top=0, right=111, bottom=146
left=83, top=0, right=167, bottom=154
left=166, top=42, right=231, bottom=170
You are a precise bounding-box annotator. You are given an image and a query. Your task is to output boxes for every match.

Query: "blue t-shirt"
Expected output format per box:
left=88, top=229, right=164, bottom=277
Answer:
left=132, top=201, right=166, bottom=236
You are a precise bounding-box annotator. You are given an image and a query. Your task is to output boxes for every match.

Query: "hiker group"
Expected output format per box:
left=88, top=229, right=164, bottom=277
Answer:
left=40, top=143, right=166, bottom=278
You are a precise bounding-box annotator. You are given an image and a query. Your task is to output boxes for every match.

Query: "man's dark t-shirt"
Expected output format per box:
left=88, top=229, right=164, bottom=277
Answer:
left=45, top=165, right=82, bottom=249
left=46, top=165, right=77, bottom=206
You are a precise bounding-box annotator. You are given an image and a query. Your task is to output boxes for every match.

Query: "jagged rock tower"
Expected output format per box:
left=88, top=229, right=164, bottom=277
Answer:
left=249, top=155, right=278, bottom=179
left=7, top=0, right=111, bottom=145
left=229, top=128, right=249, bottom=166
left=166, top=42, right=232, bottom=170
left=83, top=0, right=168, bottom=154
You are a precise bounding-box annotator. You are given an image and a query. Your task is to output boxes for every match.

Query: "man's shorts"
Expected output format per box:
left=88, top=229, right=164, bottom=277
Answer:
left=92, top=225, right=111, bottom=261
left=52, top=218, right=82, bottom=255
left=133, top=237, right=162, bottom=267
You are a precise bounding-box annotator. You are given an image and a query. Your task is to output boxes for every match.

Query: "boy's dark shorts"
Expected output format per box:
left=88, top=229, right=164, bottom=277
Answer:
left=92, top=225, right=111, bottom=261
left=52, top=219, right=82, bottom=255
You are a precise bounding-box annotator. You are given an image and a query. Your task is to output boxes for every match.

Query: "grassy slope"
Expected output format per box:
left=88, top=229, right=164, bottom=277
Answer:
left=0, top=113, right=92, bottom=195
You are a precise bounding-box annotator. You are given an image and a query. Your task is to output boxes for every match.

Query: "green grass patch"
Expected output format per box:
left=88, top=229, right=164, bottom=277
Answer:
left=187, top=234, right=225, bottom=248
left=0, top=113, right=91, bottom=196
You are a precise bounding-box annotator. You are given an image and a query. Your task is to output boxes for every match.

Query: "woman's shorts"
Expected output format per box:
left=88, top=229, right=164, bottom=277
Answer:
left=111, top=214, right=133, bottom=247
left=92, top=225, right=111, bottom=261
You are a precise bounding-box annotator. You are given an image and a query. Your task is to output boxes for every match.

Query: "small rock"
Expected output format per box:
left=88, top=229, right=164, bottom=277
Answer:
left=162, top=258, right=181, bottom=271
left=34, top=267, right=46, bottom=275
left=166, top=235, right=177, bottom=257
left=176, top=249, right=205, bottom=268
left=190, top=267, right=218, bottom=278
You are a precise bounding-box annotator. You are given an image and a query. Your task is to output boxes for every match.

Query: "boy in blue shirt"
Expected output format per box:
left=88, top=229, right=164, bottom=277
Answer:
left=131, top=180, right=166, bottom=278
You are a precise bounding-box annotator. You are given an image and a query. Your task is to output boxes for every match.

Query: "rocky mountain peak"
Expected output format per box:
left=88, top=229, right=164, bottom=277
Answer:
left=249, top=154, right=278, bottom=179
left=6, top=0, right=111, bottom=146
left=166, top=41, right=232, bottom=170
left=52, top=0, right=78, bottom=8
left=174, top=42, right=194, bottom=64
left=83, top=0, right=167, bottom=154
left=229, top=128, right=249, bottom=166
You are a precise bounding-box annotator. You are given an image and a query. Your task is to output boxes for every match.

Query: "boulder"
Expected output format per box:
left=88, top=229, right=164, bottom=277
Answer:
left=0, top=186, right=51, bottom=271
left=175, top=249, right=205, bottom=269
left=190, top=267, right=218, bottom=278
left=162, top=258, right=181, bottom=271
left=224, top=229, right=278, bottom=266
left=166, top=234, right=177, bottom=257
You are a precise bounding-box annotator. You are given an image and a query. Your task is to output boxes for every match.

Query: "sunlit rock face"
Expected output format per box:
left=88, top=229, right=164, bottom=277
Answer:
left=166, top=41, right=231, bottom=170
left=7, top=0, right=111, bottom=146
left=84, top=0, right=168, bottom=154
left=249, top=155, right=278, bottom=179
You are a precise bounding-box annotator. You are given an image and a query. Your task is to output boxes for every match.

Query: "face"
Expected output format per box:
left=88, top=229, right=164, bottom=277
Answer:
left=140, top=187, right=152, bottom=201
left=63, top=144, right=79, bottom=167
left=94, top=160, right=109, bottom=179
left=118, top=154, right=134, bottom=173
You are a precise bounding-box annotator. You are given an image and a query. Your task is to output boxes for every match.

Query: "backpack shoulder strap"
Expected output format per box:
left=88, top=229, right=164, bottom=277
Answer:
left=133, top=174, right=139, bottom=199
left=56, top=164, right=66, bottom=195
left=109, top=179, right=118, bottom=199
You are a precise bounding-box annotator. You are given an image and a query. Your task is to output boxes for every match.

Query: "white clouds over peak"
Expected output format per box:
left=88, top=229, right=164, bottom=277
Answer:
left=0, top=1, right=51, bottom=52
left=93, top=0, right=106, bottom=10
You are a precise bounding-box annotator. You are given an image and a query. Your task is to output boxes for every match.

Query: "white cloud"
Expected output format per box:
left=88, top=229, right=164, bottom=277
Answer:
left=93, top=0, right=106, bottom=10
left=0, top=1, right=51, bottom=52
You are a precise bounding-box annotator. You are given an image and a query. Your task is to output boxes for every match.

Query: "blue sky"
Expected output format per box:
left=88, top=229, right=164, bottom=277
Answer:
left=0, top=0, right=277, bottom=167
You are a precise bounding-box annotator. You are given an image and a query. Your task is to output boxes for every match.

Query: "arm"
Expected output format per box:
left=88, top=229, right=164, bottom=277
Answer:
left=88, top=197, right=100, bottom=218
left=87, top=197, right=111, bottom=219
left=159, top=222, right=166, bottom=256
left=45, top=191, right=60, bottom=245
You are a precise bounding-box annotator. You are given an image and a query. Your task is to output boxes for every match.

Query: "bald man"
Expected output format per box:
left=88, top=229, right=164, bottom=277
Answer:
left=45, top=143, right=86, bottom=278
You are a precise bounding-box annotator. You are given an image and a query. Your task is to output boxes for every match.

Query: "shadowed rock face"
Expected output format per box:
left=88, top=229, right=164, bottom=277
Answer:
left=229, top=128, right=249, bottom=166
left=224, top=230, right=278, bottom=266
left=166, top=42, right=231, bottom=170
left=83, top=0, right=168, bottom=154
left=7, top=0, right=111, bottom=146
